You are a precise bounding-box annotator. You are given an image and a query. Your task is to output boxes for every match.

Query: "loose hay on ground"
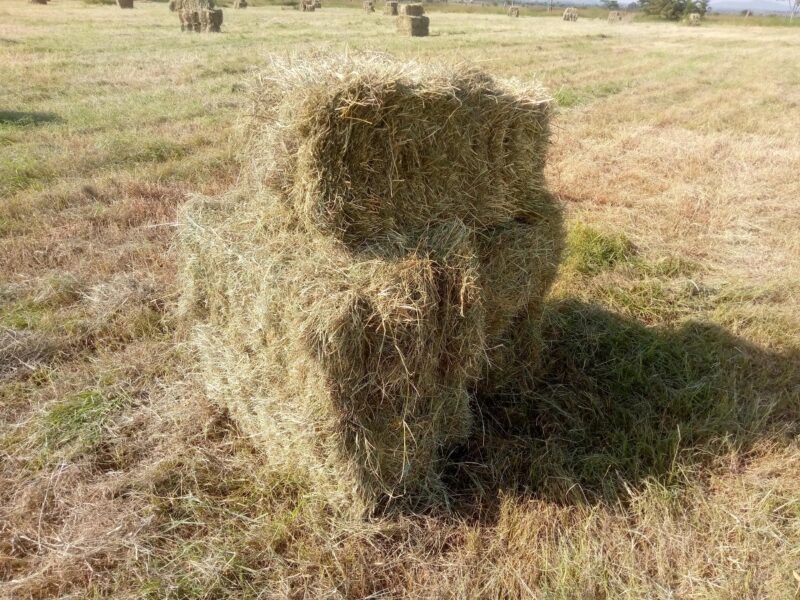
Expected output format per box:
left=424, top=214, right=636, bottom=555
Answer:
left=179, top=53, right=563, bottom=516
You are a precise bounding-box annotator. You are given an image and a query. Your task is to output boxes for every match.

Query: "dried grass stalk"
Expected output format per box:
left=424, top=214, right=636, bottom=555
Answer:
left=179, top=53, right=563, bottom=515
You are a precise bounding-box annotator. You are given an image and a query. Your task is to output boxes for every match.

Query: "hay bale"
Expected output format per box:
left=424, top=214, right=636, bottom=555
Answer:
left=169, top=0, right=177, bottom=11
left=29, top=0, right=48, bottom=4
left=608, top=10, right=623, bottom=21
left=179, top=53, right=562, bottom=515
left=508, top=6, right=520, bottom=17
left=301, top=1, right=316, bottom=11
left=384, top=0, right=398, bottom=15
left=400, top=2, right=424, bottom=16
left=200, top=7, right=223, bottom=31
left=233, top=0, right=247, bottom=7
left=117, top=0, right=134, bottom=7
left=688, top=12, right=701, bottom=25
left=562, top=7, right=578, bottom=21
left=397, top=14, right=429, bottom=35
left=314, top=0, right=321, bottom=7
left=363, top=0, right=375, bottom=12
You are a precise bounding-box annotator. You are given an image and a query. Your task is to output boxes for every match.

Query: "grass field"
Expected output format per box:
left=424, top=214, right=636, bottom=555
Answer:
left=1, top=1, right=799, bottom=598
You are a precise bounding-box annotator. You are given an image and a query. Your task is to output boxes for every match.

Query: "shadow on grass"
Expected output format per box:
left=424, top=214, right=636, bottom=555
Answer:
left=444, top=299, right=800, bottom=519
left=0, top=111, right=62, bottom=126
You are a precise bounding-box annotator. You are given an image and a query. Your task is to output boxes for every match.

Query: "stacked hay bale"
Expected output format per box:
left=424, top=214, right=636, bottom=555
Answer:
left=117, top=0, right=134, bottom=7
left=175, top=0, right=221, bottom=32
left=385, top=0, right=398, bottom=15
left=178, top=53, right=562, bottom=516
left=687, top=12, right=701, bottom=25
left=364, top=0, right=375, bottom=12
left=397, top=3, right=428, bottom=36
left=233, top=0, right=247, bottom=7
left=562, top=7, right=578, bottom=21
left=508, top=6, right=520, bottom=17
left=607, top=10, right=623, bottom=21
left=200, top=7, right=223, bottom=31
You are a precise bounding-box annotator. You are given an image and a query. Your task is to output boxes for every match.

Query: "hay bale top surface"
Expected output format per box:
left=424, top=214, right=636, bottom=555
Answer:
left=243, top=53, right=552, bottom=248
left=400, top=2, right=424, bottom=15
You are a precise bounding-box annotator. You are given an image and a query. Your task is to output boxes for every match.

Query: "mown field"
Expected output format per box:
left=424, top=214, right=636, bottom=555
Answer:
left=1, top=1, right=799, bottom=598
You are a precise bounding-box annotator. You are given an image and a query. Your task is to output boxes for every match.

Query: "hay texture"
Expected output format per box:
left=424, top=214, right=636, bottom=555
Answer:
left=385, top=0, right=398, bottom=15
left=508, top=6, right=520, bottom=17
left=179, top=53, right=562, bottom=515
left=200, top=7, right=223, bottom=31
left=608, top=10, right=623, bottom=21
left=400, top=2, right=424, bottom=15
left=363, top=0, right=375, bottom=12
left=562, top=7, right=578, bottom=21
left=117, top=0, right=134, bottom=7
left=233, top=0, right=247, bottom=7
left=688, top=12, right=701, bottom=25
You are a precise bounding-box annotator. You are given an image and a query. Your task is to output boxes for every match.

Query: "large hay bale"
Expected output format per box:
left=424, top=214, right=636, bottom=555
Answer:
left=363, top=0, right=375, bottom=12
left=688, top=12, right=701, bottom=25
left=233, top=0, right=247, bottom=7
left=608, top=10, right=623, bottom=21
left=400, top=2, right=424, bottom=16
left=397, top=14, right=429, bottom=36
left=179, top=53, right=562, bottom=515
left=508, top=6, right=520, bottom=17
left=117, top=0, right=134, bottom=8
left=384, top=0, right=398, bottom=15
left=562, top=7, right=578, bottom=21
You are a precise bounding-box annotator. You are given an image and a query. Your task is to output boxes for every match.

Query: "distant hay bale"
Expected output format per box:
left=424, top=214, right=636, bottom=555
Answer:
left=175, top=0, right=219, bottom=32
left=233, top=0, right=247, bottom=7
left=200, top=7, right=223, bottom=31
left=397, top=14, right=429, bottom=35
left=688, top=12, right=701, bottom=25
left=384, top=0, right=398, bottom=15
left=562, top=7, right=578, bottom=21
left=178, top=53, right=562, bottom=515
left=301, top=1, right=316, bottom=11
left=314, top=0, right=321, bottom=8
left=169, top=0, right=177, bottom=11
left=117, top=0, right=134, bottom=7
left=400, top=2, right=424, bottom=16
left=508, top=6, right=520, bottom=17
left=363, top=0, right=375, bottom=11
left=607, top=10, right=623, bottom=21
left=29, top=0, right=48, bottom=4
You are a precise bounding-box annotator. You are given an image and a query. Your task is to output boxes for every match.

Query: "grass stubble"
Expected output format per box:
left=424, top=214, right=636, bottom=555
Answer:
left=0, top=1, right=799, bottom=598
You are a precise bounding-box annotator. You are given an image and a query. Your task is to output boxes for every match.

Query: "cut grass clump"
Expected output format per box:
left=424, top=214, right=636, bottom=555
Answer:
left=564, top=223, right=635, bottom=275
left=180, top=52, right=563, bottom=516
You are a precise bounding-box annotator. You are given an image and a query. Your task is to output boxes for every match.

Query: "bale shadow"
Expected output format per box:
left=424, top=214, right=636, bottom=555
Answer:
left=444, top=299, right=800, bottom=521
left=0, top=111, right=62, bottom=126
